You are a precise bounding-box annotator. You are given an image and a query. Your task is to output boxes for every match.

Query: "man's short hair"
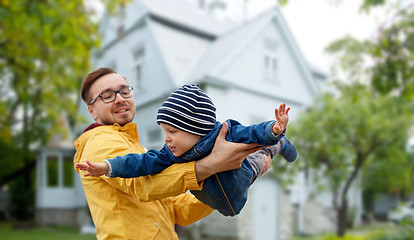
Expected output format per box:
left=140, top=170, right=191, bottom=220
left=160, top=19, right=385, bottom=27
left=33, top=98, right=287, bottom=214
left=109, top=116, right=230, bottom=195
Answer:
left=81, top=67, right=117, bottom=104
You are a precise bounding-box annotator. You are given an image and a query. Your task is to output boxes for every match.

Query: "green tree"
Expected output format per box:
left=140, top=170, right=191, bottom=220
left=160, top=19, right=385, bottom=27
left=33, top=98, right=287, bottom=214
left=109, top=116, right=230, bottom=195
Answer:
left=0, top=0, right=126, bottom=220
left=325, top=0, right=414, bottom=221
left=279, top=0, right=414, bottom=234
left=324, top=3, right=414, bottom=99
left=289, top=83, right=413, bottom=236
left=369, top=4, right=414, bottom=100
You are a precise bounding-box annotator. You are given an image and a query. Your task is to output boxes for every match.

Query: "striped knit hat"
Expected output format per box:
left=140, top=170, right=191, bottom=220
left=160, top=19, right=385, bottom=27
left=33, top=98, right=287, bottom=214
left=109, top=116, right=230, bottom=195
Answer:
left=156, top=84, right=216, bottom=136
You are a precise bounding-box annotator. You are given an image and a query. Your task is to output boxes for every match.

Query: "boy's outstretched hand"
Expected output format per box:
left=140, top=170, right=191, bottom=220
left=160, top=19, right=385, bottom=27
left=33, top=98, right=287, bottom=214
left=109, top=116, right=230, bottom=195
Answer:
left=75, top=160, right=109, bottom=177
left=272, top=103, right=290, bottom=135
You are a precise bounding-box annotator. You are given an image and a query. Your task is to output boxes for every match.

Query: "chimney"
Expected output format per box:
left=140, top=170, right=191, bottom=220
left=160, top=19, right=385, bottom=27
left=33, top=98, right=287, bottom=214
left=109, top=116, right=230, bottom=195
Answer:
left=207, top=0, right=226, bottom=21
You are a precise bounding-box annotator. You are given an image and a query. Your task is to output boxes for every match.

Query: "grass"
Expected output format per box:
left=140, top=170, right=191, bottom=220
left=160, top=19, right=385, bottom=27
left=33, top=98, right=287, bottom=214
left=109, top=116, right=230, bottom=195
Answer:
left=0, top=221, right=96, bottom=240
left=0, top=220, right=405, bottom=240
left=292, top=222, right=397, bottom=240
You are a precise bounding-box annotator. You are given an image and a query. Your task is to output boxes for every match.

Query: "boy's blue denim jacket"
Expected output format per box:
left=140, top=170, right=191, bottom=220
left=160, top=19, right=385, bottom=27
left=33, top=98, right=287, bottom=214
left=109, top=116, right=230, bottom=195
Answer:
left=108, top=119, right=284, bottom=216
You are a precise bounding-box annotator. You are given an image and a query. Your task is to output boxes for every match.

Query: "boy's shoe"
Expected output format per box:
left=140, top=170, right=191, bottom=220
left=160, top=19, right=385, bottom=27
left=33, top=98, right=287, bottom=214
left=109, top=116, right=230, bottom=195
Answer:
left=280, top=137, right=297, bottom=162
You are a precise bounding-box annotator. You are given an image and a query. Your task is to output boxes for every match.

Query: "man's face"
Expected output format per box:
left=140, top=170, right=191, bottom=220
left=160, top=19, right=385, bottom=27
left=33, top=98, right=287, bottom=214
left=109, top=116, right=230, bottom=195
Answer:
left=87, top=73, right=136, bottom=125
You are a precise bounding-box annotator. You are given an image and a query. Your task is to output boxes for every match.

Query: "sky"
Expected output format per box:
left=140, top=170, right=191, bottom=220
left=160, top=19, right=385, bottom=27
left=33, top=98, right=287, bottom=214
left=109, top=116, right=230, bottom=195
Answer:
left=236, top=0, right=388, bottom=73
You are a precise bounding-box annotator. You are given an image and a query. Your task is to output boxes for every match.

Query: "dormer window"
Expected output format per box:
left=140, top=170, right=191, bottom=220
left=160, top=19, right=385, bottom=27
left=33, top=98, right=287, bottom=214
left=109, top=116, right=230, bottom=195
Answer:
left=264, top=38, right=279, bottom=82
left=132, top=48, right=145, bottom=90
left=116, top=5, right=126, bottom=38
left=265, top=54, right=278, bottom=81
left=146, top=127, right=163, bottom=149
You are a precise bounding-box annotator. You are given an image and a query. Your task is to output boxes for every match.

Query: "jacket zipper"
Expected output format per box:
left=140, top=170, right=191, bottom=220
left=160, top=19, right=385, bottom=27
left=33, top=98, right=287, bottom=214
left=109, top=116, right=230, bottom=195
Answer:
left=214, top=174, right=236, bottom=216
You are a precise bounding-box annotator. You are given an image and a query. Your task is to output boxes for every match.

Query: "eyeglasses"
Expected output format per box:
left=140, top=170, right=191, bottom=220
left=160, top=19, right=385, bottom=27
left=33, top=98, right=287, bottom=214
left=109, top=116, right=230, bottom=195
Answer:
left=89, top=86, right=134, bottom=105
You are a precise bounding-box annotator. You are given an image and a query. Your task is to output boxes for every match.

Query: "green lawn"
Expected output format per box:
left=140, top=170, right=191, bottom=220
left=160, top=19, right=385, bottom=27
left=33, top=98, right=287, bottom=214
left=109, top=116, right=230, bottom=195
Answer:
left=1, top=220, right=410, bottom=240
left=0, top=222, right=96, bottom=240
left=292, top=222, right=410, bottom=240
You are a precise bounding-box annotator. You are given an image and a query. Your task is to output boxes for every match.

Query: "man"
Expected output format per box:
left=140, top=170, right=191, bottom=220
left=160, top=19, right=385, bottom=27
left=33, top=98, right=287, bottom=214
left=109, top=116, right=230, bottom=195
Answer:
left=73, top=67, right=265, bottom=239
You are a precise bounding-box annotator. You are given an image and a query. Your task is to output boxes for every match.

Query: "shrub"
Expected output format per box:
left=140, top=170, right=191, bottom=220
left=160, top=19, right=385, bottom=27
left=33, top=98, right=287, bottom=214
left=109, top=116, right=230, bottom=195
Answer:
left=322, top=235, right=366, bottom=240
left=367, top=221, right=414, bottom=240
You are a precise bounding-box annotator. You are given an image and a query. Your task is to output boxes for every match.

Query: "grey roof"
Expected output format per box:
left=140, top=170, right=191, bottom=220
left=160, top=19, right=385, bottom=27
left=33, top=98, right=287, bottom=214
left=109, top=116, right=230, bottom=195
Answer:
left=141, top=0, right=246, bottom=86
left=149, top=5, right=278, bottom=86
left=149, top=19, right=213, bottom=85
left=148, top=2, right=325, bottom=96
left=183, top=5, right=324, bottom=96
left=100, top=0, right=326, bottom=95
left=185, top=7, right=276, bottom=84
left=142, top=0, right=235, bottom=37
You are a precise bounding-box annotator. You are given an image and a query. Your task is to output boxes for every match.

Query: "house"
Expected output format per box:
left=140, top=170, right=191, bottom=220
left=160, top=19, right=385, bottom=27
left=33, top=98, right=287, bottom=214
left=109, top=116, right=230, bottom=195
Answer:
left=35, top=115, right=90, bottom=228
left=35, top=0, right=362, bottom=239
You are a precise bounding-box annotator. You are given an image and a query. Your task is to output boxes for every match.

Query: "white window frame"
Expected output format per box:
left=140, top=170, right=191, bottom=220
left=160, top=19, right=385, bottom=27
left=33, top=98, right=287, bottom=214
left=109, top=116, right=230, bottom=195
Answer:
left=116, top=4, right=126, bottom=37
left=132, top=48, right=145, bottom=90
left=39, top=151, right=75, bottom=189
left=263, top=38, right=279, bottom=82
left=264, top=52, right=278, bottom=82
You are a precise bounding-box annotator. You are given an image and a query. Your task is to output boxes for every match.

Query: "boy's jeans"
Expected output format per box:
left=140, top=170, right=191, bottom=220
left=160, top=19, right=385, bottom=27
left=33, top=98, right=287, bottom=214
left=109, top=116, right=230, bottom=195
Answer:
left=191, top=159, right=253, bottom=216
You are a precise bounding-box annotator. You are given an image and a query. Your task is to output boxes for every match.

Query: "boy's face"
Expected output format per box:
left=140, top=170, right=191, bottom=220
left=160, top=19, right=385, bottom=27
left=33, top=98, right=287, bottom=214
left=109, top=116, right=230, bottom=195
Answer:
left=160, top=123, right=202, bottom=157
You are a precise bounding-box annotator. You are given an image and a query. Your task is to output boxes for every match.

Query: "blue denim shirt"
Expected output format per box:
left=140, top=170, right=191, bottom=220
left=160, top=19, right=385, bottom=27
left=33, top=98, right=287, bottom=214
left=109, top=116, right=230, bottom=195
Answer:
left=108, top=119, right=284, bottom=216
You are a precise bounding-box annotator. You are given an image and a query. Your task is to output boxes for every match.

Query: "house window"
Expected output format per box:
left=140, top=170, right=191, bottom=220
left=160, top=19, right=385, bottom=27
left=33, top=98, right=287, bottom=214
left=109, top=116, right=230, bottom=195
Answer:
left=44, top=153, right=74, bottom=188
left=132, top=48, right=145, bottom=90
left=264, top=38, right=279, bottom=82
left=265, top=54, right=278, bottom=81
left=148, top=128, right=162, bottom=143
left=147, top=128, right=163, bottom=149
left=116, top=5, right=126, bottom=38
left=63, top=155, right=74, bottom=187
left=47, top=156, right=58, bottom=187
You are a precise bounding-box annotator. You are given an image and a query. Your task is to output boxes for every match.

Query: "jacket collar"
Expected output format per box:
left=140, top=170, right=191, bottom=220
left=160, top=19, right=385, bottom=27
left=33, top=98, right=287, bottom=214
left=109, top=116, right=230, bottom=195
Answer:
left=82, top=122, right=138, bottom=134
left=83, top=123, right=103, bottom=133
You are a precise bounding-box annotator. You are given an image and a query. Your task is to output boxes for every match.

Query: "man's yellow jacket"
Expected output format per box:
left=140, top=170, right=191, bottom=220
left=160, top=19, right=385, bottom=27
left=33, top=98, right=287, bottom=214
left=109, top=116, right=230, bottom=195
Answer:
left=73, top=123, right=213, bottom=240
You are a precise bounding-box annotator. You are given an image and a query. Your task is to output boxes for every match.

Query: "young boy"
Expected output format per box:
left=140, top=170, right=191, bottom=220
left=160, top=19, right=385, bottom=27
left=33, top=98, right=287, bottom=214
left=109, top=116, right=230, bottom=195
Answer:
left=76, top=84, right=297, bottom=216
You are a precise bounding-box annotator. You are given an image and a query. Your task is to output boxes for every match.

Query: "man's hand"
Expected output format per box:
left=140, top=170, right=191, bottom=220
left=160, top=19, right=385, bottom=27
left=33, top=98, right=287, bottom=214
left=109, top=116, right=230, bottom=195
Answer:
left=75, top=160, right=109, bottom=177
left=195, top=122, right=264, bottom=181
left=272, top=103, right=290, bottom=135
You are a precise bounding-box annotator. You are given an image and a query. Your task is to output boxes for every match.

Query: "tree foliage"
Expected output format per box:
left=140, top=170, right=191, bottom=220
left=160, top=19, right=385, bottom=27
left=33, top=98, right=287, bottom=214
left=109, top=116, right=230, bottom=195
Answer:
left=370, top=5, right=414, bottom=99
left=283, top=0, right=414, bottom=236
left=0, top=0, right=127, bottom=220
left=326, top=0, right=414, bottom=198
left=0, top=0, right=97, bottom=177
left=289, top=83, right=413, bottom=236
left=325, top=3, right=414, bottom=99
